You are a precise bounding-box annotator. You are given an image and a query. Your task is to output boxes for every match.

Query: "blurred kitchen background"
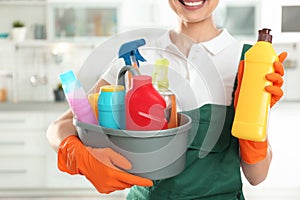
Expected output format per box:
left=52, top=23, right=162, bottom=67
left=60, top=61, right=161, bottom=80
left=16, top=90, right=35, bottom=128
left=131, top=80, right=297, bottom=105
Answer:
left=0, top=0, right=299, bottom=199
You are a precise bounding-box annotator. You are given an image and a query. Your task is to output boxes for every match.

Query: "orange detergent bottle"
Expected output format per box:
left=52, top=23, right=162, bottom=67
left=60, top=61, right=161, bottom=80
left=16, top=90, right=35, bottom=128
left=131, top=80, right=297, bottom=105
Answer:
left=232, top=28, right=279, bottom=141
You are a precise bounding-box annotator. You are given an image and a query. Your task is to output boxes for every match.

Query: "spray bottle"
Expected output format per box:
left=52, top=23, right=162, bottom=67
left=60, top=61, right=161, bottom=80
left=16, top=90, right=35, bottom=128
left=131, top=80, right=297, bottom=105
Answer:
left=232, top=28, right=279, bottom=141
left=59, top=70, right=98, bottom=125
left=118, top=39, right=146, bottom=88
left=152, top=58, right=178, bottom=128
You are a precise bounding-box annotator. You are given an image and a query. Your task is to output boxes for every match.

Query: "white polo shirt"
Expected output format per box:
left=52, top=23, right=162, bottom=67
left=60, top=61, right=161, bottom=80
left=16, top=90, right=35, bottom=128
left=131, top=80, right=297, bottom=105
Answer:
left=101, top=29, right=243, bottom=111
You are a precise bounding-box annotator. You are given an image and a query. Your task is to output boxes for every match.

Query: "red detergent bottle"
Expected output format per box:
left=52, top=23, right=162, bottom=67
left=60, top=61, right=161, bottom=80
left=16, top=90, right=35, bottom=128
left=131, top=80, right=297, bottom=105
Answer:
left=126, top=75, right=168, bottom=130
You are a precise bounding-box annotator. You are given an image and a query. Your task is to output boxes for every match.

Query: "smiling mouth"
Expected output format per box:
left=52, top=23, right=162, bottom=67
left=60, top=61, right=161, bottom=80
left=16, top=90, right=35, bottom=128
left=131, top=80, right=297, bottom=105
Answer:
left=179, top=0, right=205, bottom=7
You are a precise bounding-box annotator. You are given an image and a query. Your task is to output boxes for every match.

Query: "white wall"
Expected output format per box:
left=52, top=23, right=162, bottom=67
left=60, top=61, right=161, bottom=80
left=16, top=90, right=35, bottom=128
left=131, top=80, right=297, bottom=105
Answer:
left=118, top=0, right=177, bottom=31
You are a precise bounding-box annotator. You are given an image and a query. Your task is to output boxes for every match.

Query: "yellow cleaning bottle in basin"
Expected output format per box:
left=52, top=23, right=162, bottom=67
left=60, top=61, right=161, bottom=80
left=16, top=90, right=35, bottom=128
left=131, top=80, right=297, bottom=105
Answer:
left=232, top=28, right=279, bottom=141
left=152, top=58, right=178, bottom=128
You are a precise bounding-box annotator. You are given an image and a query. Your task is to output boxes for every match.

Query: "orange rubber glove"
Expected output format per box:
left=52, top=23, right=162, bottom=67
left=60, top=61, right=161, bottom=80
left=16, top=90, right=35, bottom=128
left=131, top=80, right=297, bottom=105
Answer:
left=58, top=135, right=153, bottom=194
left=234, top=52, right=287, bottom=164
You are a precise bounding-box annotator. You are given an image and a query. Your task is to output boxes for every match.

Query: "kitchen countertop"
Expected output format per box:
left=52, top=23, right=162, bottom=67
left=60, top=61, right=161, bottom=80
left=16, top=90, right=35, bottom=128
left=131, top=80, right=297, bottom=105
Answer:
left=0, top=100, right=299, bottom=112
left=0, top=101, right=69, bottom=111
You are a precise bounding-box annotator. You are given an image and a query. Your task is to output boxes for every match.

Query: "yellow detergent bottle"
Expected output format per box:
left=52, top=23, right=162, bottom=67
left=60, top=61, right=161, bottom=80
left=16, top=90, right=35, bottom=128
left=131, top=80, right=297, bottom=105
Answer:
left=232, top=28, right=279, bottom=141
left=152, top=58, right=178, bottom=128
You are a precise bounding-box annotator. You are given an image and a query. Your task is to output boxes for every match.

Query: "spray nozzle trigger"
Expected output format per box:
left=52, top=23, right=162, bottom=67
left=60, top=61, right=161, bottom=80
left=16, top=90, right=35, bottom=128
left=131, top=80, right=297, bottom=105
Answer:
left=118, top=39, right=146, bottom=67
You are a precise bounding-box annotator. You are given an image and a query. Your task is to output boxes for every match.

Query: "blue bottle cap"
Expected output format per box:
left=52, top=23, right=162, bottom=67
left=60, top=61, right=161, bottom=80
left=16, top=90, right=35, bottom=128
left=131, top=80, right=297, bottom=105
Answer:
left=59, top=70, right=76, bottom=85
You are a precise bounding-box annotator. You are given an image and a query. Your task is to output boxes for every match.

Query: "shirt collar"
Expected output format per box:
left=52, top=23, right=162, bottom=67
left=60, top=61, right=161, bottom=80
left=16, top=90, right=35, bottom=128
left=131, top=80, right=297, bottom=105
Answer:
left=200, top=29, right=237, bottom=55
left=155, top=31, right=174, bottom=50
left=155, top=29, right=237, bottom=56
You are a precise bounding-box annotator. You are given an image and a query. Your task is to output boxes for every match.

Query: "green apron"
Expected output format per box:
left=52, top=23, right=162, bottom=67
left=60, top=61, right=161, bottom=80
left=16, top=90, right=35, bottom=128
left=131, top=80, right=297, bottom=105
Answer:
left=126, top=45, right=251, bottom=200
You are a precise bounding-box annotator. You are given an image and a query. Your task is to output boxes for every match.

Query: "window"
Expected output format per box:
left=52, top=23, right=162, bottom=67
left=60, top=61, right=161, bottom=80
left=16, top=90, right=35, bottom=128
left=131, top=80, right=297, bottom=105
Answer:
left=281, top=6, right=300, bottom=32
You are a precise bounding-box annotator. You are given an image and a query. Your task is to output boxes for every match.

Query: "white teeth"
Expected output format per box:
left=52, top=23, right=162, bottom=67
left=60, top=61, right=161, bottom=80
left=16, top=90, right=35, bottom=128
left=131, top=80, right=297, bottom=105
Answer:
left=183, top=1, right=204, bottom=7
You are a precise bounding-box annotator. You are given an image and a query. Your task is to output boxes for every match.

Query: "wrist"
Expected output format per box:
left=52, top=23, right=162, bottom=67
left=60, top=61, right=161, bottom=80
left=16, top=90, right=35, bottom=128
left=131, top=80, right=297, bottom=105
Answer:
left=239, top=139, right=268, bottom=164
left=58, top=135, right=83, bottom=174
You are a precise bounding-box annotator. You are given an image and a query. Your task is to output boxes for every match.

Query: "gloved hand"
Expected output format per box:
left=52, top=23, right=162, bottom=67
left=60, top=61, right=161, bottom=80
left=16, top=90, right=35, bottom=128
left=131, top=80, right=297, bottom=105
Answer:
left=234, top=52, right=287, bottom=164
left=58, top=135, right=153, bottom=194
left=265, top=52, right=287, bottom=107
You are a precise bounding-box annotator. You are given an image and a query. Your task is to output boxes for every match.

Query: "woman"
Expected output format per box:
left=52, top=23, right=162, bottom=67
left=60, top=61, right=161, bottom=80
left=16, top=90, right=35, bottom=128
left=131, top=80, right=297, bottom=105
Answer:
left=47, top=0, right=286, bottom=199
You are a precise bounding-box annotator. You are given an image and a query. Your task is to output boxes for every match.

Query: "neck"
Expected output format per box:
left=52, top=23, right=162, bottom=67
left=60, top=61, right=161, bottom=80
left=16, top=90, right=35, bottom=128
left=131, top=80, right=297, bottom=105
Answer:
left=177, top=16, right=220, bottom=43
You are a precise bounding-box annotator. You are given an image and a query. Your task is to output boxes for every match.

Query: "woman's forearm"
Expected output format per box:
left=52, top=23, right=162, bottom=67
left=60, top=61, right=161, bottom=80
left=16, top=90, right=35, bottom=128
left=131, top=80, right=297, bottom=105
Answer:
left=241, top=145, right=272, bottom=185
left=46, top=109, right=77, bottom=152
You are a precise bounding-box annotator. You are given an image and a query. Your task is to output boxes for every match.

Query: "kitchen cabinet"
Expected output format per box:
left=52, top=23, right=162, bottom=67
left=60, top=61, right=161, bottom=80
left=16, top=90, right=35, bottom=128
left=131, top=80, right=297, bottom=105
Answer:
left=265, top=0, right=300, bottom=43
left=0, top=157, right=45, bottom=188
left=0, top=0, right=46, bottom=40
left=0, top=0, right=45, bottom=5
left=0, top=111, right=46, bottom=188
left=0, top=104, right=128, bottom=198
left=0, top=0, right=121, bottom=42
left=0, top=0, right=178, bottom=42
left=0, top=108, right=92, bottom=189
left=47, top=0, right=120, bottom=41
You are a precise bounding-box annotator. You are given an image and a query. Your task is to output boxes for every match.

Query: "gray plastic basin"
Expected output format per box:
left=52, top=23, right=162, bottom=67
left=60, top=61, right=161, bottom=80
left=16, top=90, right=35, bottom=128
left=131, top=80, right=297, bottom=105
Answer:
left=74, top=113, right=191, bottom=180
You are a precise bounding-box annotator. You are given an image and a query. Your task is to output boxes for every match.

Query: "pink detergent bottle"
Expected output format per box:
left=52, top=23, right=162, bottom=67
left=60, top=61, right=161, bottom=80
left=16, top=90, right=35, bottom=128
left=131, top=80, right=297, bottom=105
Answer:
left=59, top=70, right=98, bottom=125
left=125, top=75, right=168, bottom=130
